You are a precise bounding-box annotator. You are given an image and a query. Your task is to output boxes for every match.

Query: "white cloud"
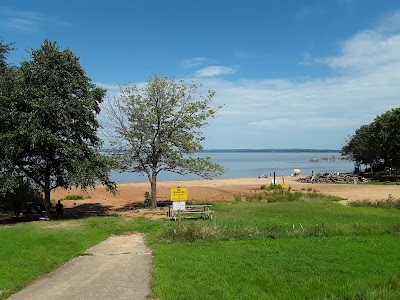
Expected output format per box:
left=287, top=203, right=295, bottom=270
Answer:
left=0, top=6, right=69, bottom=32
left=315, top=12, right=400, bottom=73
left=95, top=82, right=120, bottom=94
left=317, top=31, right=400, bottom=72
left=192, top=11, right=400, bottom=147
left=98, top=11, right=400, bottom=148
left=193, top=66, right=236, bottom=77
left=180, top=57, right=210, bottom=68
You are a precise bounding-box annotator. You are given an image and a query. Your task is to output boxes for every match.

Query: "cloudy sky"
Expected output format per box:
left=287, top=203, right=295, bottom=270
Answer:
left=2, top=0, right=400, bottom=149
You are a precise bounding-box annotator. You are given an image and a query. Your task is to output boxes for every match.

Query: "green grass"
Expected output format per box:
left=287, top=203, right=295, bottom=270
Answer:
left=64, top=194, right=85, bottom=200
left=151, top=194, right=400, bottom=299
left=152, top=236, right=400, bottom=299
left=1, top=192, right=400, bottom=299
left=0, top=216, right=165, bottom=299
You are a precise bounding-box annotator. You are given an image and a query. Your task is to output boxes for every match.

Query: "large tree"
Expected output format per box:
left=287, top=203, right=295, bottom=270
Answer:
left=107, top=75, right=225, bottom=208
left=342, top=108, right=400, bottom=174
left=0, top=40, right=116, bottom=216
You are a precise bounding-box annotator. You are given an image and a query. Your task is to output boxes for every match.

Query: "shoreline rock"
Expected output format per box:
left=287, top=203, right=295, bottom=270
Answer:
left=297, top=173, right=368, bottom=184
left=309, top=156, right=350, bottom=162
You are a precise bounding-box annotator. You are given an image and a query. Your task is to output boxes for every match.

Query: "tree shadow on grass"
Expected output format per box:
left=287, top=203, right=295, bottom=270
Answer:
left=61, top=203, right=114, bottom=219
left=114, top=200, right=172, bottom=212
left=0, top=203, right=114, bottom=225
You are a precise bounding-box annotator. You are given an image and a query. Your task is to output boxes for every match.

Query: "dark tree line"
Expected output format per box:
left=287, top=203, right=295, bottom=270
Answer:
left=342, top=108, right=400, bottom=175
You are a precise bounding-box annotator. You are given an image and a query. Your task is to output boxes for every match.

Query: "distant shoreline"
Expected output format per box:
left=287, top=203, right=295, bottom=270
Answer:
left=100, top=148, right=341, bottom=154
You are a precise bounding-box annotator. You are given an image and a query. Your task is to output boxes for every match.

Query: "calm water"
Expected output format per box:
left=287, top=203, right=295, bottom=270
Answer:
left=111, top=151, right=355, bottom=183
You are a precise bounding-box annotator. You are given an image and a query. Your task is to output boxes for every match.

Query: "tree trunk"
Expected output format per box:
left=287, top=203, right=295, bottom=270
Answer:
left=44, top=169, right=51, bottom=217
left=150, top=179, right=157, bottom=208
left=44, top=188, right=51, bottom=218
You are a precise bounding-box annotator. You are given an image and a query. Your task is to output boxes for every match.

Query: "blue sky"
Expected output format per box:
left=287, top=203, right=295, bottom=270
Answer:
left=2, top=0, right=400, bottom=149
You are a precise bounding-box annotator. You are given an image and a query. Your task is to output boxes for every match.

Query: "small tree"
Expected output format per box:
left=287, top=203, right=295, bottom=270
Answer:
left=0, top=40, right=116, bottom=216
left=107, top=75, right=225, bottom=208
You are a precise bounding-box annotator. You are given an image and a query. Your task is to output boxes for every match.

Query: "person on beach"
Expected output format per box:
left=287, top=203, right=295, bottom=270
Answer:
left=55, top=200, right=64, bottom=218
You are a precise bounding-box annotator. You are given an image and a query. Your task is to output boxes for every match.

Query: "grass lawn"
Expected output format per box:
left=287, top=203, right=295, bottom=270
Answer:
left=1, top=192, right=400, bottom=299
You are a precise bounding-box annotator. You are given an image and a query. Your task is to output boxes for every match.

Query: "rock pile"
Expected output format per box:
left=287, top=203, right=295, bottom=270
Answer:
left=309, top=156, right=350, bottom=162
left=297, top=173, right=368, bottom=184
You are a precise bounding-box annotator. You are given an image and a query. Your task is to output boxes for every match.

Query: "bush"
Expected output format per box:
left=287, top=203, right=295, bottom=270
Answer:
left=0, top=176, right=43, bottom=212
left=64, top=195, right=84, bottom=200
left=144, top=192, right=151, bottom=207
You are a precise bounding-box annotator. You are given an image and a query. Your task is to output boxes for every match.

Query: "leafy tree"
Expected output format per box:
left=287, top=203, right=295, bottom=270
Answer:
left=0, top=40, right=116, bottom=216
left=372, top=108, right=400, bottom=171
left=342, top=124, right=380, bottom=172
left=0, top=38, right=14, bottom=74
left=342, top=108, right=400, bottom=174
left=107, top=74, right=225, bottom=208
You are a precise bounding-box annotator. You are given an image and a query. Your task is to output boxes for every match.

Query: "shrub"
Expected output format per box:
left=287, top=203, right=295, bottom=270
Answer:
left=64, top=195, right=84, bottom=200
left=144, top=192, right=151, bottom=207
left=0, top=176, right=43, bottom=212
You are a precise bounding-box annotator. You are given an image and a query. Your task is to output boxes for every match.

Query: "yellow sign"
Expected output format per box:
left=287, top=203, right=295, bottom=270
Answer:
left=170, top=188, right=188, bottom=201
left=282, top=183, right=287, bottom=189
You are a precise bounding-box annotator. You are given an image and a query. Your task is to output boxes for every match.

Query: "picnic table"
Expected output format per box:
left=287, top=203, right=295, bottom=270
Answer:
left=166, top=204, right=213, bottom=221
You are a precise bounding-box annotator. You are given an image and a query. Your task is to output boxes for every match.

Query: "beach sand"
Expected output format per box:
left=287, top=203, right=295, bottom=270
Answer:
left=53, top=176, right=400, bottom=211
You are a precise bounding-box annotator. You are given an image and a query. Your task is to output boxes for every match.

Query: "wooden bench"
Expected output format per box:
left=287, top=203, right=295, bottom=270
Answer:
left=167, top=204, right=214, bottom=221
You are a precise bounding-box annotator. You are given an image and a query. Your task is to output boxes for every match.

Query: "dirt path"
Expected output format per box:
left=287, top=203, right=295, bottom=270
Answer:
left=7, top=234, right=152, bottom=300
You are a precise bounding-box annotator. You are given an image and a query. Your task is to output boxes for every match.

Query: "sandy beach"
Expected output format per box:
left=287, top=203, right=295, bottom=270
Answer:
left=52, top=176, right=400, bottom=210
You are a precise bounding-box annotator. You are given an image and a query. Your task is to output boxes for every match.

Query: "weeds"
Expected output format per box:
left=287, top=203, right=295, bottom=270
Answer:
left=349, top=194, right=400, bottom=210
left=160, top=219, right=398, bottom=242
left=64, top=195, right=84, bottom=200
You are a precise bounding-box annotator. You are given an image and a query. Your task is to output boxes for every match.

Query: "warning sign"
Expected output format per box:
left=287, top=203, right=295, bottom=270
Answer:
left=170, top=188, right=188, bottom=201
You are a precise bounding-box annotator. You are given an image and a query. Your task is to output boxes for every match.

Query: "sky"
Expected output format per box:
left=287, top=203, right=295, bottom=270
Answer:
left=2, top=0, right=400, bottom=150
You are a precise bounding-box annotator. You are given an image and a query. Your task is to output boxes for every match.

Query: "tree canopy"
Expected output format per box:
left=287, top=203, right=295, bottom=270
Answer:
left=107, top=74, right=225, bottom=208
left=0, top=39, right=116, bottom=216
left=342, top=108, right=400, bottom=174
left=0, top=38, right=13, bottom=74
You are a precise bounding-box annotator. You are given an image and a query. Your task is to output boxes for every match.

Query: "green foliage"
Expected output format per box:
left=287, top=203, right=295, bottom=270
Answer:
left=106, top=74, right=225, bottom=207
left=342, top=108, right=400, bottom=173
left=0, top=176, right=43, bottom=211
left=144, top=191, right=151, bottom=207
left=64, top=195, right=84, bottom=200
left=263, top=183, right=283, bottom=191
left=0, top=37, right=13, bottom=74
left=0, top=39, right=116, bottom=215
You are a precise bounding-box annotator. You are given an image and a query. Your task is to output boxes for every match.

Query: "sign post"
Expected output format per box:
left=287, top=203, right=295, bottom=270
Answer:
left=170, top=188, right=188, bottom=201
left=170, top=188, right=188, bottom=222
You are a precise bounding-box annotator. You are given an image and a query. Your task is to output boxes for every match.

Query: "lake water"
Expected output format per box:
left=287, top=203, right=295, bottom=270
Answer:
left=110, top=151, right=355, bottom=183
